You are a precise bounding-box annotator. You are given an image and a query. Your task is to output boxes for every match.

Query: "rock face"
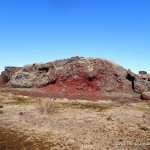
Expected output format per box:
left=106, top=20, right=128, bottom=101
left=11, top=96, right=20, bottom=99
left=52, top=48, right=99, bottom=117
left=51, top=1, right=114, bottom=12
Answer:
left=1, top=56, right=150, bottom=100
left=6, top=57, right=141, bottom=99
left=0, top=67, right=21, bottom=85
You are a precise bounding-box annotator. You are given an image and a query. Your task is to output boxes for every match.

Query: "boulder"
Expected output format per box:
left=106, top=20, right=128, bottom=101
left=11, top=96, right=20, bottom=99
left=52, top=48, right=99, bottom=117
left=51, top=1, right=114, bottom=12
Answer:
left=142, top=91, right=150, bottom=100
left=138, top=73, right=150, bottom=81
left=3, top=67, right=21, bottom=80
left=139, top=71, right=147, bottom=75
left=127, top=70, right=150, bottom=93
left=0, top=67, right=21, bottom=85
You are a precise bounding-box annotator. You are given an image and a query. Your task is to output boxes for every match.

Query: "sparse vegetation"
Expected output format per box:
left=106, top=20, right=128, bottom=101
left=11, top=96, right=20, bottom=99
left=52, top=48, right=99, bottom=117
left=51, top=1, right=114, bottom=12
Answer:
left=36, top=99, right=59, bottom=114
left=0, top=97, right=3, bottom=102
left=12, top=96, right=29, bottom=101
left=9, top=96, right=33, bottom=105
left=0, top=88, right=150, bottom=150
left=112, top=100, right=134, bottom=107
left=59, top=101, right=112, bottom=112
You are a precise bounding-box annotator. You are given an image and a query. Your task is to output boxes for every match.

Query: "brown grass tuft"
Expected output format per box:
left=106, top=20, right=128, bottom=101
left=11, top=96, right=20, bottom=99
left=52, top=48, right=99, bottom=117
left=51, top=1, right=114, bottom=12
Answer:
left=36, top=99, right=59, bottom=114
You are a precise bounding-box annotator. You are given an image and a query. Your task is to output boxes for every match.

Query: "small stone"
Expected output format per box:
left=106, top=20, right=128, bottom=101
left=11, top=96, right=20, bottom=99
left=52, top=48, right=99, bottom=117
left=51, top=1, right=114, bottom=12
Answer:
left=139, top=126, right=149, bottom=131
left=19, top=112, right=24, bottom=115
left=142, top=91, right=150, bottom=100
left=107, top=116, right=113, bottom=121
left=0, top=105, right=3, bottom=109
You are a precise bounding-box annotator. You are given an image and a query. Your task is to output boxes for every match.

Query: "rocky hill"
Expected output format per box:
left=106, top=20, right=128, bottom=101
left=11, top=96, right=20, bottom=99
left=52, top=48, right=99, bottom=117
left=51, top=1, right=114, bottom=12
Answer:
left=0, top=56, right=150, bottom=100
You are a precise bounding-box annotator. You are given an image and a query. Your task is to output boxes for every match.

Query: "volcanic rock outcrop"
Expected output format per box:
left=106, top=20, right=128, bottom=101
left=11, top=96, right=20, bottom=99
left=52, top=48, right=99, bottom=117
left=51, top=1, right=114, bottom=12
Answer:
left=1, top=57, right=150, bottom=100
left=6, top=57, right=149, bottom=100
left=0, top=67, right=21, bottom=86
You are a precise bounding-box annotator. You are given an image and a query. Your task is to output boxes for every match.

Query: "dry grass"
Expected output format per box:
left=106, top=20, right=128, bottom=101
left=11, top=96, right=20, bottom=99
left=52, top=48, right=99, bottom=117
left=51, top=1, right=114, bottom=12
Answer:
left=59, top=101, right=112, bottom=112
left=36, top=99, right=59, bottom=114
left=6, top=96, right=34, bottom=105
left=112, top=100, right=134, bottom=107
left=0, top=97, right=3, bottom=102
left=0, top=88, right=150, bottom=150
left=12, top=96, right=29, bottom=101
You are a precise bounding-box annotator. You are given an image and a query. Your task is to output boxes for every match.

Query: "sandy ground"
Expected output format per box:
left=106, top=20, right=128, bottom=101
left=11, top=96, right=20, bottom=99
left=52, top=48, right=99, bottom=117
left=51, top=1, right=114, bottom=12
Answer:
left=0, top=89, right=150, bottom=150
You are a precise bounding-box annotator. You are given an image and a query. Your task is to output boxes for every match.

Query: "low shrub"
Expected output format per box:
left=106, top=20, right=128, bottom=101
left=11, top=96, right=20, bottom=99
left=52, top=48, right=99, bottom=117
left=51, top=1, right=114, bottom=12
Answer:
left=36, top=99, right=59, bottom=114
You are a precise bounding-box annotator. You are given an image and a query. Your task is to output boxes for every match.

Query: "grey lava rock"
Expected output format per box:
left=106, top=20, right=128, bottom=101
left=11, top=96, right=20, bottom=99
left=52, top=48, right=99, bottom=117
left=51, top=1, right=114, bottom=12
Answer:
left=139, top=71, right=147, bottom=75
left=127, top=70, right=150, bottom=94
left=142, top=91, right=150, bottom=100
left=0, top=66, right=21, bottom=85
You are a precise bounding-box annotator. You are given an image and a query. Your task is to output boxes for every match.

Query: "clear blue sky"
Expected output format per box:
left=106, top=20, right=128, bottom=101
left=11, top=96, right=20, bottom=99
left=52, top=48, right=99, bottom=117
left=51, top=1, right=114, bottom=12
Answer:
left=0, top=0, right=150, bottom=73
